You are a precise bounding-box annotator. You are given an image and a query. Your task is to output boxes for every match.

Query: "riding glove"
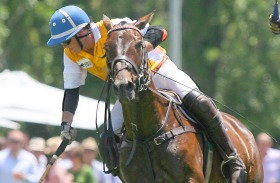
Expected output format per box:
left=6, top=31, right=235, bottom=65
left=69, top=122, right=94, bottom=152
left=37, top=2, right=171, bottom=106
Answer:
left=61, top=122, right=77, bottom=144
left=269, top=14, right=280, bottom=34
left=144, top=26, right=168, bottom=48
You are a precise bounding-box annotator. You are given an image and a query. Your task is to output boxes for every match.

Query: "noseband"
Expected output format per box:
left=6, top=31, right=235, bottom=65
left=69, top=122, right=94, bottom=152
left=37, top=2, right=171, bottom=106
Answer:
left=106, top=25, right=150, bottom=91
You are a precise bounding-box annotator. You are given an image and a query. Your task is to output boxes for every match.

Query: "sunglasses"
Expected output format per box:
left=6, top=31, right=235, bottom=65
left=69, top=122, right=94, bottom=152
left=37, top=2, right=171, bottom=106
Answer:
left=8, top=139, right=22, bottom=144
left=61, top=39, right=71, bottom=46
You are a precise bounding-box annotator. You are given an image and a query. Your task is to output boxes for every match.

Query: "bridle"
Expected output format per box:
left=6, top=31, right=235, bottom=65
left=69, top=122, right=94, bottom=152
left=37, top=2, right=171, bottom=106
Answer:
left=106, top=25, right=150, bottom=91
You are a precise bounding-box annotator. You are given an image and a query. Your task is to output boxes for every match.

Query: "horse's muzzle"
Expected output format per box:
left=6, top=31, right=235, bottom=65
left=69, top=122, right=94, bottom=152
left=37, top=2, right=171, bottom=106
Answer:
left=112, top=61, right=136, bottom=101
left=113, top=79, right=136, bottom=102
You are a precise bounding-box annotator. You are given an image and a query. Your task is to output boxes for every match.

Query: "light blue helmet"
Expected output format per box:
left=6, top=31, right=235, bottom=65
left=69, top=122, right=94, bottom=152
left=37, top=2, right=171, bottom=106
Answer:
left=47, top=5, right=90, bottom=47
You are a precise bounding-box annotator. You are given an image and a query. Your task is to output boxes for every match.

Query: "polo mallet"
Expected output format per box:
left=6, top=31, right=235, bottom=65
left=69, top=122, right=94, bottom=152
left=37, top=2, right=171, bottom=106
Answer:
left=273, top=0, right=279, bottom=22
left=38, top=139, right=69, bottom=183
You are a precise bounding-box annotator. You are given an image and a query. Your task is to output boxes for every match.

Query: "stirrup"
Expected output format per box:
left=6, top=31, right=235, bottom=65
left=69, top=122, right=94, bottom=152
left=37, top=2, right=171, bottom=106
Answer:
left=220, top=155, right=246, bottom=179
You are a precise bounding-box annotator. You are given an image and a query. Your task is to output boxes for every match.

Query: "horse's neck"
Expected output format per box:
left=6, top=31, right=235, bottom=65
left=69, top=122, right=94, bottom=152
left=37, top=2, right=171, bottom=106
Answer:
left=121, top=87, right=166, bottom=139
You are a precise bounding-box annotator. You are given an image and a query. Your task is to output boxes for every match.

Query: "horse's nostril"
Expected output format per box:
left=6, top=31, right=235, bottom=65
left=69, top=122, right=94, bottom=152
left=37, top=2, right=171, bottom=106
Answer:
left=126, top=81, right=135, bottom=92
left=113, top=80, right=135, bottom=101
left=113, top=82, right=134, bottom=93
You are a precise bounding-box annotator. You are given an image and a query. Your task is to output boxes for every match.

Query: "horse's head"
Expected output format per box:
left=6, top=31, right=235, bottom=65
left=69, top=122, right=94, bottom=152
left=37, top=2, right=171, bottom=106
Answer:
left=103, top=11, right=154, bottom=102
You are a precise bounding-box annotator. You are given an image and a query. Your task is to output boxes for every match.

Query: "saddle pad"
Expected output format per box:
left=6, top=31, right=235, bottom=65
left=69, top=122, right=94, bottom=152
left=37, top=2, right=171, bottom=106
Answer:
left=157, top=89, right=182, bottom=104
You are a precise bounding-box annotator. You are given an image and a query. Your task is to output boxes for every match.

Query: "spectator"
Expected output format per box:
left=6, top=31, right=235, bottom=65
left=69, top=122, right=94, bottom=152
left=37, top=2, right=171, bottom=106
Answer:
left=0, top=130, right=39, bottom=183
left=68, top=144, right=96, bottom=183
left=23, top=132, right=30, bottom=149
left=256, top=132, right=280, bottom=183
left=0, top=136, right=6, bottom=150
left=44, top=136, right=72, bottom=183
left=28, top=137, right=48, bottom=176
left=81, top=137, right=122, bottom=183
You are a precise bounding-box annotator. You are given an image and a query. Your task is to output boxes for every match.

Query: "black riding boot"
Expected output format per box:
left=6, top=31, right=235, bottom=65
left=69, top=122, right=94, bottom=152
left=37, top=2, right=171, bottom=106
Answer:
left=182, top=90, right=247, bottom=183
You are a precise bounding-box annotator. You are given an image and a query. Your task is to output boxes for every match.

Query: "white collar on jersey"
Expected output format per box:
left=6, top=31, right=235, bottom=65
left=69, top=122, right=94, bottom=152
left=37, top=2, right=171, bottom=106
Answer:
left=90, top=22, right=101, bottom=43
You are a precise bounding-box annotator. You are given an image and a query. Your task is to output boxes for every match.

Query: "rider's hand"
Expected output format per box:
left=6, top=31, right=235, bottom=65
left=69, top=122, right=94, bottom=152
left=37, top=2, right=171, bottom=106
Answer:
left=143, top=26, right=167, bottom=48
left=61, top=122, right=77, bottom=144
left=269, top=14, right=280, bottom=34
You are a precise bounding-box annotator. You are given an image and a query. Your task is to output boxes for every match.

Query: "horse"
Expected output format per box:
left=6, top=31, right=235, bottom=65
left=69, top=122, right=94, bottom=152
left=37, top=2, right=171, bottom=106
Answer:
left=102, top=12, right=263, bottom=183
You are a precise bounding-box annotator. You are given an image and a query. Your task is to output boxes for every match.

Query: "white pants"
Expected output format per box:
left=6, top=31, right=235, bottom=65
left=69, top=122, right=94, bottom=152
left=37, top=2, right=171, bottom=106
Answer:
left=111, top=60, right=199, bottom=134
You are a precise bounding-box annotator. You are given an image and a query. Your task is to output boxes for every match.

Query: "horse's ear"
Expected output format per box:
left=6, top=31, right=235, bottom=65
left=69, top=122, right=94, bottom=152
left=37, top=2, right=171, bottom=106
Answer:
left=134, top=10, right=155, bottom=29
left=103, top=14, right=112, bottom=31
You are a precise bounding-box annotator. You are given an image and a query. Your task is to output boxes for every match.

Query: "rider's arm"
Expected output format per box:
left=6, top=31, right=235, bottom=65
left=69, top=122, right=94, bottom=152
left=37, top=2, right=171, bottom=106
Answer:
left=60, top=53, right=87, bottom=141
left=62, top=87, right=80, bottom=124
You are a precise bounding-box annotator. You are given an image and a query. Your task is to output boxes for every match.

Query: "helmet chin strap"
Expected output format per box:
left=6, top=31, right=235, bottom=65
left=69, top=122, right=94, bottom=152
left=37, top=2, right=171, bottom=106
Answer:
left=75, top=35, right=84, bottom=50
left=75, top=30, right=92, bottom=50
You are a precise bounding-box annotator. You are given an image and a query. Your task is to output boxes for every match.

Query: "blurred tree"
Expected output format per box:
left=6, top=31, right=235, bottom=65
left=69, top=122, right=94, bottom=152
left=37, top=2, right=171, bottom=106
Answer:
left=1, top=0, right=64, bottom=87
left=0, top=0, right=10, bottom=70
left=181, top=0, right=280, bottom=138
left=215, top=0, right=280, bottom=136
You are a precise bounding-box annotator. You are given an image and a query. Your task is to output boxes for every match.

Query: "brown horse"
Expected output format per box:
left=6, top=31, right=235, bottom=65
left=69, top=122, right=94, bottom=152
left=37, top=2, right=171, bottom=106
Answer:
left=103, top=12, right=263, bottom=183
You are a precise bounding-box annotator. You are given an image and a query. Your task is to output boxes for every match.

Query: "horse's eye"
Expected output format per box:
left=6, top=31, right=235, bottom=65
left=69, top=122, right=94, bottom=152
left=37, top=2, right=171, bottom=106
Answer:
left=104, top=43, right=110, bottom=51
left=135, top=41, right=142, bottom=50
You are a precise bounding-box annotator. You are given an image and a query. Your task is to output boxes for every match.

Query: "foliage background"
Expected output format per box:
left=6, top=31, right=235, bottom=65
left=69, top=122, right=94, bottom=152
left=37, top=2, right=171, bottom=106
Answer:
left=1, top=0, right=280, bottom=145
